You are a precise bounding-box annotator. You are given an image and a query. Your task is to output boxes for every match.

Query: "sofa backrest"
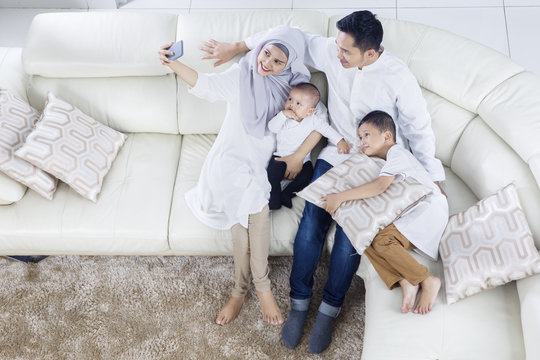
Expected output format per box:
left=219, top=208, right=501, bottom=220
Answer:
left=175, top=11, right=329, bottom=135
left=22, top=12, right=179, bottom=134
left=333, top=15, right=540, bottom=248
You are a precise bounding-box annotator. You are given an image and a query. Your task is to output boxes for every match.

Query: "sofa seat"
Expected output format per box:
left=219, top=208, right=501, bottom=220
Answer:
left=0, top=133, right=181, bottom=255
left=354, top=166, right=525, bottom=359
left=168, top=134, right=305, bottom=255
left=358, top=253, right=525, bottom=360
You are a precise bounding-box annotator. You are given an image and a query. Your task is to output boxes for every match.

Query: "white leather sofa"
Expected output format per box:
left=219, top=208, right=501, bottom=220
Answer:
left=0, top=10, right=539, bottom=360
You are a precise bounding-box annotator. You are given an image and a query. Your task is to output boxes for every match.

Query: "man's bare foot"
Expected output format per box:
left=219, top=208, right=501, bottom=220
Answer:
left=414, top=276, right=441, bottom=315
left=216, top=296, right=245, bottom=325
left=256, top=290, right=284, bottom=325
left=398, top=279, right=419, bottom=313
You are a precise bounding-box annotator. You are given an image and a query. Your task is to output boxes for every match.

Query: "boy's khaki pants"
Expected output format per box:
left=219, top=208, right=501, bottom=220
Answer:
left=364, top=224, right=430, bottom=290
left=230, top=205, right=271, bottom=297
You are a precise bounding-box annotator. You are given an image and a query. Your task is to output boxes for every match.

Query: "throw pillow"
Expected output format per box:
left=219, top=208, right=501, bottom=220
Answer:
left=0, top=88, right=57, bottom=200
left=15, top=92, right=127, bottom=202
left=297, top=152, right=433, bottom=255
left=440, top=183, right=540, bottom=305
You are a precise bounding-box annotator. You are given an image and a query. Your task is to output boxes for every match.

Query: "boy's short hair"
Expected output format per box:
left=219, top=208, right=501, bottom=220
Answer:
left=358, top=110, right=396, bottom=142
left=293, top=82, right=320, bottom=108
left=336, top=10, right=383, bottom=52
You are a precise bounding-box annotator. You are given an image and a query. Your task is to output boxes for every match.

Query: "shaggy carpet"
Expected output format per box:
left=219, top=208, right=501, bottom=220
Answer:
left=0, top=255, right=365, bottom=359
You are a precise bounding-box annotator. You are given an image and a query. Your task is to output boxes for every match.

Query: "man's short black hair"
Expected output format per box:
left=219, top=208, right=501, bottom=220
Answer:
left=293, top=82, right=320, bottom=107
left=358, top=110, right=396, bottom=142
left=336, top=10, right=383, bottom=52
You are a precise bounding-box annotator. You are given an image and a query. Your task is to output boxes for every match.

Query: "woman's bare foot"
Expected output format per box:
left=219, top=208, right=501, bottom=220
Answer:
left=414, top=276, right=441, bottom=315
left=216, top=296, right=245, bottom=325
left=256, top=290, right=284, bottom=325
left=398, top=279, right=419, bottom=313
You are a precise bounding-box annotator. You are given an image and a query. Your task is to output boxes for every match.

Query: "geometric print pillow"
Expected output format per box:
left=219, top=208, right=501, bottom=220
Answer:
left=439, top=183, right=540, bottom=304
left=297, top=152, right=433, bottom=255
left=0, top=88, right=57, bottom=199
left=15, top=92, right=127, bottom=202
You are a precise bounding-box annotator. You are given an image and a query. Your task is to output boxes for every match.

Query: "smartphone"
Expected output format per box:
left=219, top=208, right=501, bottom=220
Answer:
left=166, top=40, right=183, bottom=61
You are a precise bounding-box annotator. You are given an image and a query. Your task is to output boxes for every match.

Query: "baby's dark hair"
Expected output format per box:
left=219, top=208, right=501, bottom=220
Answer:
left=358, top=110, right=396, bottom=142
left=293, top=82, right=320, bottom=108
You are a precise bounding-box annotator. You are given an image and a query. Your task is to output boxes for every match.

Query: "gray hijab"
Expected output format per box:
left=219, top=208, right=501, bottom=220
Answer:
left=239, top=25, right=311, bottom=138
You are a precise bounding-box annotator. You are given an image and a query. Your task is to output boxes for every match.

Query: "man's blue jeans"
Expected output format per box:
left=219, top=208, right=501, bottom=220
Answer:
left=290, top=159, right=361, bottom=308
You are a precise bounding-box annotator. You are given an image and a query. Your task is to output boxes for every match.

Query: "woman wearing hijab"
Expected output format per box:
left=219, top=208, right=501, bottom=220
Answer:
left=159, top=26, right=314, bottom=326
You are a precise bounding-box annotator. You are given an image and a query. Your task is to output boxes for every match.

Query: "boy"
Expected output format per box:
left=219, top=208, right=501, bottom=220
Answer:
left=323, top=110, right=449, bottom=315
left=267, top=83, right=351, bottom=210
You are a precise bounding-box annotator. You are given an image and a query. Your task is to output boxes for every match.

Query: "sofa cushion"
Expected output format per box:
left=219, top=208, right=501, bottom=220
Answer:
left=0, top=133, right=180, bottom=254
left=15, top=93, right=127, bottom=202
left=451, top=117, right=540, bottom=248
left=168, top=134, right=304, bottom=255
left=27, top=74, right=178, bottom=134
left=440, top=183, right=540, bottom=304
left=0, top=89, right=57, bottom=200
left=0, top=171, right=26, bottom=205
left=517, top=272, right=540, bottom=360
left=22, top=12, right=177, bottom=78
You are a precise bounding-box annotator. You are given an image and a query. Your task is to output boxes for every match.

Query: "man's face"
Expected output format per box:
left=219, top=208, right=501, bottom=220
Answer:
left=335, top=31, right=370, bottom=69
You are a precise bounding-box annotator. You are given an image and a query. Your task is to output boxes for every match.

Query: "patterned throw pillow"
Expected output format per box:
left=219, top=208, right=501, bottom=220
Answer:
left=440, top=183, right=540, bottom=304
left=0, top=88, right=57, bottom=200
left=297, top=152, right=432, bottom=255
left=15, top=92, right=127, bottom=202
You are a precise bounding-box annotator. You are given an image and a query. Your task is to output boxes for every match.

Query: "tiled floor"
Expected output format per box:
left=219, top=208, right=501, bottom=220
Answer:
left=0, top=0, right=539, bottom=75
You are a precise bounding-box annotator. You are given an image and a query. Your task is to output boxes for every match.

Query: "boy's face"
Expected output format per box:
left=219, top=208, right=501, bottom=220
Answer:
left=358, top=122, right=391, bottom=158
left=285, top=88, right=316, bottom=121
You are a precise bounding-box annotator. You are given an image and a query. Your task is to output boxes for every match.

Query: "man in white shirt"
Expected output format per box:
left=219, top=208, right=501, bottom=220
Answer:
left=201, top=10, right=445, bottom=354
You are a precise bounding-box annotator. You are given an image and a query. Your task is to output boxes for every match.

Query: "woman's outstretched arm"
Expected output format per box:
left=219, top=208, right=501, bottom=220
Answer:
left=158, top=42, right=198, bottom=87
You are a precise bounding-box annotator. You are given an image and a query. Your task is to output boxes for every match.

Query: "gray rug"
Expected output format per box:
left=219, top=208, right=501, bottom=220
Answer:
left=0, top=255, right=365, bottom=359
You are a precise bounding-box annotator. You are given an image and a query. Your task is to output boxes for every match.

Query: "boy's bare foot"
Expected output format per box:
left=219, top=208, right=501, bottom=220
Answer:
left=414, top=276, right=441, bottom=315
left=216, top=296, right=245, bottom=325
left=398, top=279, right=419, bottom=313
left=256, top=290, right=284, bottom=325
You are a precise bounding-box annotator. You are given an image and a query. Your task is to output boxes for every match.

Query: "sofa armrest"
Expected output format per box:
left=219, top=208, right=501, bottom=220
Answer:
left=0, top=172, right=27, bottom=205
left=517, top=272, right=540, bottom=360
left=0, top=47, right=28, bottom=102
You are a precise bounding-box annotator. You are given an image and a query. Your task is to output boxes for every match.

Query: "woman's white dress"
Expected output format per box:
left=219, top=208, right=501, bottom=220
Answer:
left=185, top=64, right=275, bottom=230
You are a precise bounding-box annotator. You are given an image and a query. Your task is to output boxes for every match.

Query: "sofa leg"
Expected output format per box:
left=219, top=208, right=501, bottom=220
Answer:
left=4, top=256, right=49, bottom=263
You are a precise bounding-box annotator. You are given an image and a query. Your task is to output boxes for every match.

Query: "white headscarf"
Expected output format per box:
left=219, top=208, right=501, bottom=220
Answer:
left=239, top=25, right=311, bottom=138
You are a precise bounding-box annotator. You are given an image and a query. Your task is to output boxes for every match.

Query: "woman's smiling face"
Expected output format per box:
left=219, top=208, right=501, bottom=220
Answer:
left=256, top=44, right=288, bottom=76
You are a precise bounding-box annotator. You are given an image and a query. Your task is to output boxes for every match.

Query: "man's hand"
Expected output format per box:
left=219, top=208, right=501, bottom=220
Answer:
left=435, top=181, right=447, bottom=198
left=275, top=153, right=304, bottom=179
left=322, top=193, right=344, bottom=216
left=337, top=139, right=352, bottom=154
left=200, top=39, right=247, bottom=67
left=282, top=109, right=299, bottom=121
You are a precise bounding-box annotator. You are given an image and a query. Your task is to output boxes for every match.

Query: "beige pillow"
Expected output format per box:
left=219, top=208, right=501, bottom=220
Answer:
left=15, top=92, right=127, bottom=202
left=440, top=183, right=540, bottom=305
left=297, top=152, right=432, bottom=255
left=0, top=88, right=57, bottom=200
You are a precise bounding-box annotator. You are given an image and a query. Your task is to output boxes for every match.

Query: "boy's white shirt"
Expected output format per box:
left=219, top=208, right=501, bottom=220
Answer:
left=246, top=29, right=445, bottom=182
left=380, top=144, right=449, bottom=261
left=268, top=102, right=343, bottom=163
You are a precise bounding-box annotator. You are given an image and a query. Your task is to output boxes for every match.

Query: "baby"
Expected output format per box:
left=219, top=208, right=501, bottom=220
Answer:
left=267, top=83, right=351, bottom=210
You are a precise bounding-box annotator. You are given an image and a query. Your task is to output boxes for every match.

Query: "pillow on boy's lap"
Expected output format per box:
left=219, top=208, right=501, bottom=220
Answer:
left=14, top=92, right=127, bottom=202
left=297, top=152, right=433, bottom=255
left=0, top=88, right=57, bottom=199
left=439, top=182, right=540, bottom=305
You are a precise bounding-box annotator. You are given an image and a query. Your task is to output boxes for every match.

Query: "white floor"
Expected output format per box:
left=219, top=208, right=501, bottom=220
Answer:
left=0, top=0, right=540, bottom=76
